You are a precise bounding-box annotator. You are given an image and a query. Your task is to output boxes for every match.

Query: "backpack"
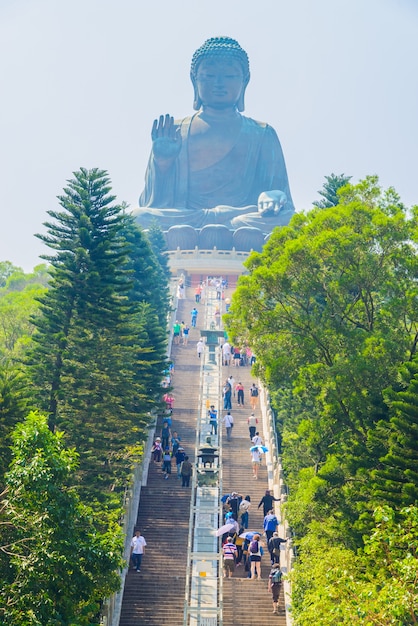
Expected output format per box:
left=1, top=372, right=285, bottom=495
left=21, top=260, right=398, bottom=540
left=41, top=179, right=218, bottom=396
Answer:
left=181, top=460, right=192, bottom=476
left=271, top=569, right=282, bottom=584
left=249, top=539, right=259, bottom=554
left=251, top=387, right=259, bottom=397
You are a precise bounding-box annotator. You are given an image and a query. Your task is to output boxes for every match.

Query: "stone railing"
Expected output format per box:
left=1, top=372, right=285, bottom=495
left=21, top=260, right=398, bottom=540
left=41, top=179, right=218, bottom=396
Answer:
left=167, top=247, right=251, bottom=274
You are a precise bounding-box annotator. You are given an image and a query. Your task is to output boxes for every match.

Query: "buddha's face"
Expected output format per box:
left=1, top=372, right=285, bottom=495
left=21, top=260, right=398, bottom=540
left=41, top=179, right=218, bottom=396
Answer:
left=195, top=58, right=246, bottom=110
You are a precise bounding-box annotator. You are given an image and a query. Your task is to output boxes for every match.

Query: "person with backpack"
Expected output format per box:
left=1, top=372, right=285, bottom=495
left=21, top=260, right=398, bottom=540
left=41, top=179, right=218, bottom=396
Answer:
left=249, top=383, right=259, bottom=410
left=180, top=455, right=193, bottom=487
left=268, top=532, right=287, bottom=565
left=251, top=431, right=263, bottom=447
left=248, top=533, right=263, bottom=579
left=268, top=563, right=283, bottom=614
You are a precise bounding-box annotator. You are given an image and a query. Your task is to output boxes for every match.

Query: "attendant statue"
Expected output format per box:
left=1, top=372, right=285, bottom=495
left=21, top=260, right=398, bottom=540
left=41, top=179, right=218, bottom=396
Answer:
left=134, top=36, right=295, bottom=246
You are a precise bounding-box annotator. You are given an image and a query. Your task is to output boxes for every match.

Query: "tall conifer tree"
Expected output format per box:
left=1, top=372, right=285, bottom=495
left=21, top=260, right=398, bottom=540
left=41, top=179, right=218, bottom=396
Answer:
left=28, top=168, right=165, bottom=512
left=373, top=360, right=418, bottom=506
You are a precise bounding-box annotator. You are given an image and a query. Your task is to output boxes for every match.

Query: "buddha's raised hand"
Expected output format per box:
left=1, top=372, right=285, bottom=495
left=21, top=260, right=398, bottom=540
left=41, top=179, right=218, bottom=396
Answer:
left=151, top=114, right=182, bottom=163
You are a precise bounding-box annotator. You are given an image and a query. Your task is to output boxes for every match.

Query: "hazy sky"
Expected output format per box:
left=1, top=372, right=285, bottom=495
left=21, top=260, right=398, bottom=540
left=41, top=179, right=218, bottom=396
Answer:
left=1, top=0, right=417, bottom=271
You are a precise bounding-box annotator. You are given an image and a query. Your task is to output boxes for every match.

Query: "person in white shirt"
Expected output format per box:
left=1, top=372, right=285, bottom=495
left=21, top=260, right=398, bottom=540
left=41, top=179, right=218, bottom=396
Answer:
left=250, top=448, right=261, bottom=479
left=130, top=529, right=147, bottom=572
left=222, top=342, right=232, bottom=366
left=227, top=374, right=235, bottom=396
left=252, top=432, right=263, bottom=446
left=223, top=411, right=234, bottom=441
left=196, top=339, right=204, bottom=358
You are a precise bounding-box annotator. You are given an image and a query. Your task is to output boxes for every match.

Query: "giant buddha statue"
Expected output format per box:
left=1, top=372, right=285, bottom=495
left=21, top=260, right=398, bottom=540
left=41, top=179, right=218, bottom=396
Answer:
left=134, top=37, right=295, bottom=250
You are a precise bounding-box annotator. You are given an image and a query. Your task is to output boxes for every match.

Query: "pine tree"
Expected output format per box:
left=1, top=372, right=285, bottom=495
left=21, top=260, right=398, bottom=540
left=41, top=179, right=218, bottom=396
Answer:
left=0, top=364, right=29, bottom=481
left=313, top=173, right=351, bottom=208
left=28, top=168, right=164, bottom=514
left=145, top=219, right=171, bottom=281
left=120, top=220, right=169, bottom=415
left=373, top=360, right=418, bottom=506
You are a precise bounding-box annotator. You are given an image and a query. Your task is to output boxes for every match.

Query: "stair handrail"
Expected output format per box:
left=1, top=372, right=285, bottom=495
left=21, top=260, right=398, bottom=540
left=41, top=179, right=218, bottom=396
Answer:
left=182, top=281, right=224, bottom=626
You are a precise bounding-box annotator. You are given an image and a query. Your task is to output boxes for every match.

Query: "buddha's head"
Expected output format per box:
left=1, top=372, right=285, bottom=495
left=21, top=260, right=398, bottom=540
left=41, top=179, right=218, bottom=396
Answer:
left=190, top=37, right=250, bottom=112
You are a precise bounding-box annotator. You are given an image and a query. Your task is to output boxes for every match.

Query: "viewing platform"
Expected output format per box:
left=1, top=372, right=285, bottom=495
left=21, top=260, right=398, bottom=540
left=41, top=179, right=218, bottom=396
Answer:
left=166, top=247, right=251, bottom=277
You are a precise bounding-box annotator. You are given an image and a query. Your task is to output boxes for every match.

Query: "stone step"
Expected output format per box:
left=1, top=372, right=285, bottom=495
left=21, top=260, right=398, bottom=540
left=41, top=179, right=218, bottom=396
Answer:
left=119, top=290, right=285, bottom=626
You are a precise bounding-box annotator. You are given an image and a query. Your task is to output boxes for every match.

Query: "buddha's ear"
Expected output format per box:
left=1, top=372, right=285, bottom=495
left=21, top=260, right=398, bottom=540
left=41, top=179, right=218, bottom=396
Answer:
left=191, top=75, right=202, bottom=110
left=237, top=74, right=250, bottom=112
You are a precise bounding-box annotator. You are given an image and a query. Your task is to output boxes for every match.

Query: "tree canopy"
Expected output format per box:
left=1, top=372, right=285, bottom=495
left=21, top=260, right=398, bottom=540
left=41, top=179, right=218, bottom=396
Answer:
left=0, top=411, right=123, bottom=625
left=226, top=176, right=418, bottom=621
left=27, top=168, right=168, bottom=518
left=312, top=172, right=352, bottom=208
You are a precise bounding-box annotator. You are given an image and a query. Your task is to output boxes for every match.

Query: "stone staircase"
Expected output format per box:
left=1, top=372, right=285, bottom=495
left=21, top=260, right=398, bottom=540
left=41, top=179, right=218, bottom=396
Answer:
left=220, top=361, right=287, bottom=625
left=118, top=287, right=286, bottom=625
left=118, top=295, right=201, bottom=626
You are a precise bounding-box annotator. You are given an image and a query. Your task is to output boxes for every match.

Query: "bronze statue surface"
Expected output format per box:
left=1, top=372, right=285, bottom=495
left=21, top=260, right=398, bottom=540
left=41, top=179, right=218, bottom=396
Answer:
left=134, top=37, right=295, bottom=249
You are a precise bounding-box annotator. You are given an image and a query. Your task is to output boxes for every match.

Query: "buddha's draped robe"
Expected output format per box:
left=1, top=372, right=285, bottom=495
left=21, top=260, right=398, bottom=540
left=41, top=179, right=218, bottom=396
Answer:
left=137, top=114, right=294, bottom=231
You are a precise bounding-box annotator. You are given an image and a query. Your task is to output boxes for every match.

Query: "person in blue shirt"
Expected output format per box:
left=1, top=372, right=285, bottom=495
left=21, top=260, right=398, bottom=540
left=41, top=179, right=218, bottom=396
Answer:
left=208, top=405, right=218, bottom=435
left=191, top=307, right=198, bottom=327
left=263, top=510, right=279, bottom=542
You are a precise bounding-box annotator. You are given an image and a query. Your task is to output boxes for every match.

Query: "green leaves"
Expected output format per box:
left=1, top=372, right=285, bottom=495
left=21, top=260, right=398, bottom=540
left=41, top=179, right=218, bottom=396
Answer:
left=28, top=168, right=168, bottom=515
left=291, top=506, right=418, bottom=625
left=226, top=176, right=418, bottom=621
left=0, top=412, right=123, bottom=625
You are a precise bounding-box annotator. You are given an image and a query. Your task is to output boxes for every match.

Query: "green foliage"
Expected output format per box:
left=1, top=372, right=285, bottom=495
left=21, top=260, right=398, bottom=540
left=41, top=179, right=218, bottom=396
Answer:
left=373, top=360, right=418, bottom=507
left=226, top=176, right=418, bottom=544
left=0, top=262, right=21, bottom=288
left=0, top=364, right=30, bottom=482
left=0, top=263, right=49, bottom=488
left=291, top=506, right=418, bottom=625
left=145, top=219, right=171, bottom=281
left=0, top=411, right=123, bottom=625
left=27, top=168, right=167, bottom=519
left=0, top=265, right=48, bottom=361
left=312, top=172, right=352, bottom=208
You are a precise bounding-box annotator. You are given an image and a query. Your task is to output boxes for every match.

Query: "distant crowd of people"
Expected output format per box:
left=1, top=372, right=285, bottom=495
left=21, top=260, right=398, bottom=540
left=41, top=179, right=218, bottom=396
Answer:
left=219, top=490, right=287, bottom=613
left=132, top=274, right=285, bottom=616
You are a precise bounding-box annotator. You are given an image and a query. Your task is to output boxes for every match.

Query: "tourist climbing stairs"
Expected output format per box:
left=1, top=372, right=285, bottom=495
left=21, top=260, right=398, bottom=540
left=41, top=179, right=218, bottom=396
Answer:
left=118, top=294, right=202, bottom=626
left=118, top=282, right=287, bottom=625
